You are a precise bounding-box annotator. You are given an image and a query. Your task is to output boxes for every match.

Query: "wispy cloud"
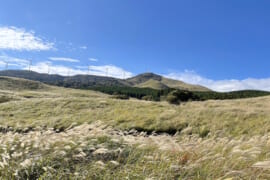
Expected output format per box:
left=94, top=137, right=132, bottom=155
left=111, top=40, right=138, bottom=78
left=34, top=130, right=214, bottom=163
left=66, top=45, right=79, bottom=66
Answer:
left=49, top=57, right=80, bottom=63
left=89, top=58, right=98, bottom=62
left=165, top=70, right=270, bottom=92
left=26, top=61, right=133, bottom=78
left=0, top=55, right=29, bottom=67
left=27, top=62, right=85, bottom=76
left=0, top=61, right=5, bottom=67
left=88, top=65, right=133, bottom=78
left=80, top=46, right=87, bottom=50
left=0, top=26, right=54, bottom=51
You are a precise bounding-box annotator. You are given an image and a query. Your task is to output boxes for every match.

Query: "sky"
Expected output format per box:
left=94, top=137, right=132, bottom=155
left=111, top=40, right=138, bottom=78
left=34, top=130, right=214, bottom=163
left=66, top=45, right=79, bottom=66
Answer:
left=1, top=0, right=270, bottom=91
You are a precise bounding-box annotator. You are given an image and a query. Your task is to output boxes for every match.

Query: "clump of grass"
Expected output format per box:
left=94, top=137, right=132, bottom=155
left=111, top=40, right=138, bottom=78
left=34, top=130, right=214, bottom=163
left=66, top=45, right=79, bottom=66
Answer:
left=199, top=127, right=210, bottom=138
left=0, top=96, right=11, bottom=103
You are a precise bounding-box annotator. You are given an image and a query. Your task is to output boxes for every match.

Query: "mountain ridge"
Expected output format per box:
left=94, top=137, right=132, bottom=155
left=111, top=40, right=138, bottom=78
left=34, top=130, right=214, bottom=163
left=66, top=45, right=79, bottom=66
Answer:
left=0, top=70, right=210, bottom=91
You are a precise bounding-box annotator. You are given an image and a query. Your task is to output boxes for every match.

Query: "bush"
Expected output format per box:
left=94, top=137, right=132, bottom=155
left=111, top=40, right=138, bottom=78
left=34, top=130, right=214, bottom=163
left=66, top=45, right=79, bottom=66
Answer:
left=166, top=94, right=179, bottom=104
left=0, top=96, right=11, bottom=103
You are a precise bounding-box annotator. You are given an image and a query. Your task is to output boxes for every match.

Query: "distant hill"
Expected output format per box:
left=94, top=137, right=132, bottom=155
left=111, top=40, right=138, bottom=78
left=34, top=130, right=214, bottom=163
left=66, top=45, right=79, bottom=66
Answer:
left=0, top=70, right=129, bottom=88
left=127, top=73, right=211, bottom=91
left=0, top=70, right=211, bottom=91
left=0, top=71, right=270, bottom=103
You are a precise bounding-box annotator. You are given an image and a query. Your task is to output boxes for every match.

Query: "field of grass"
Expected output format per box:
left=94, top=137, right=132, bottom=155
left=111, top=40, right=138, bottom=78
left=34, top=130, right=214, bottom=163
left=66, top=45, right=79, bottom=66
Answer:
left=1, top=76, right=270, bottom=179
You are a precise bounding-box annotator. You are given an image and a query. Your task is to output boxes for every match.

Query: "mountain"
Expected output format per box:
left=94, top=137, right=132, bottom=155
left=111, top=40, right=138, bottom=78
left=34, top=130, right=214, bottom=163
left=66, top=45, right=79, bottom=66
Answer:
left=127, top=73, right=163, bottom=85
left=0, top=70, right=210, bottom=91
left=127, top=73, right=211, bottom=91
left=0, top=70, right=129, bottom=88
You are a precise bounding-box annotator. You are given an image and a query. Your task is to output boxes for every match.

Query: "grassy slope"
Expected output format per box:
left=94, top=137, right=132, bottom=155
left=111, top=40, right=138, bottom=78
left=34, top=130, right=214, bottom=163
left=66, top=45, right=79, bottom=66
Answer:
left=1, top=77, right=270, bottom=179
left=161, top=77, right=211, bottom=91
left=135, top=79, right=169, bottom=89
left=0, top=76, right=50, bottom=91
left=1, top=82, right=269, bottom=137
left=127, top=72, right=211, bottom=91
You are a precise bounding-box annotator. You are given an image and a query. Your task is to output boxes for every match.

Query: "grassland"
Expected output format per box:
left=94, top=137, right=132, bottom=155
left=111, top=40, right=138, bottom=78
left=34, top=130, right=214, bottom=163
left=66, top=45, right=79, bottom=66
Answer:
left=1, top=76, right=270, bottom=179
left=127, top=72, right=211, bottom=91
left=135, top=79, right=169, bottom=90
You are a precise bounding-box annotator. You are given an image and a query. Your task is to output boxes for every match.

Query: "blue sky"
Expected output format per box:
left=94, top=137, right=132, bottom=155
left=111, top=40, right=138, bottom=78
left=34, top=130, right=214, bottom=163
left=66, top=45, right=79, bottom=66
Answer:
left=1, top=0, right=270, bottom=91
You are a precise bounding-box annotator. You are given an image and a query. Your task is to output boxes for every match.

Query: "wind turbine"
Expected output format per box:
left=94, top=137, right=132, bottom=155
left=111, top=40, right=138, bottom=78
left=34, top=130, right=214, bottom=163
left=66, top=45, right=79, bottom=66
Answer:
left=106, top=67, right=108, bottom=77
left=5, top=61, right=8, bottom=70
left=28, top=60, right=32, bottom=71
left=47, top=63, right=50, bottom=74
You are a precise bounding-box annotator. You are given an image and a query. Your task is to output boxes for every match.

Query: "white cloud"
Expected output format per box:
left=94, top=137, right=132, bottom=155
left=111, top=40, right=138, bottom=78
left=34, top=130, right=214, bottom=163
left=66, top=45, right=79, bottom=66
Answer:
left=27, top=62, right=86, bottom=76
left=88, top=65, right=133, bottom=79
left=0, top=55, right=29, bottom=67
left=75, top=66, right=88, bottom=69
left=165, top=70, right=270, bottom=92
left=0, top=54, right=132, bottom=78
left=89, top=58, right=98, bottom=62
left=0, top=61, right=5, bottom=67
left=0, top=26, right=54, bottom=51
left=26, top=62, right=133, bottom=78
left=49, top=57, right=80, bottom=63
left=80, top=46, right=87, bottom=50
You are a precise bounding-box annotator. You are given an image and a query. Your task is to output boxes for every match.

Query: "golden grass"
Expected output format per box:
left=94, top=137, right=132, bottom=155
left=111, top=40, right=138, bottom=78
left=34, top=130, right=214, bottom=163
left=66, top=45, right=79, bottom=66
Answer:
left=135, top=79, right=169, bottom=89
left=1, top=83, right=270, bottom=138
left=0, top=76, right=50, bottom=91
left=1, top=77, right=270, bottom=179
left=161, top=77, right=211, bottom=91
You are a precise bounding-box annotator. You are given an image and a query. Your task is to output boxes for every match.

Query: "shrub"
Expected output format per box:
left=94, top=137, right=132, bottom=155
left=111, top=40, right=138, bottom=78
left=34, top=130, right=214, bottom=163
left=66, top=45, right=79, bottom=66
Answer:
left=0, top=96, right=11, bottom=103
left=166, top=90, right=199, bottom=104
left=166, top=94, right=179, bottom=104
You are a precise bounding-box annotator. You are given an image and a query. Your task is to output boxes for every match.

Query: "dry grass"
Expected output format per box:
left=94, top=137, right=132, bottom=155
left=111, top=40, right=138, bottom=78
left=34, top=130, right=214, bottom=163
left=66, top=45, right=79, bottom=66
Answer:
left=1, top=85, right=270, bottom=138
left=1, top=76, right=270, bottom=179
left=135, top=79, right=169, bottom=89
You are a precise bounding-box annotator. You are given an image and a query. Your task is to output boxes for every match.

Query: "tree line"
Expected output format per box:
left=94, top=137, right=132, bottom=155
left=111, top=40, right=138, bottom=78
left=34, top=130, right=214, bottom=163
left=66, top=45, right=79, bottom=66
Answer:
left=88, top=86, right=270, bottom=103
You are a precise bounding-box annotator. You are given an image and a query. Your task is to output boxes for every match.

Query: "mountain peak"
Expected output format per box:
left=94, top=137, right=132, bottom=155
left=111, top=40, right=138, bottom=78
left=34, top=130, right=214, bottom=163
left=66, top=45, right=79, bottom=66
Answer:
left=127, top=72, right=211, bottom=91
left=127, top=72, right=162, bottom=85
left=0, top=70, right=211, bottom=91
